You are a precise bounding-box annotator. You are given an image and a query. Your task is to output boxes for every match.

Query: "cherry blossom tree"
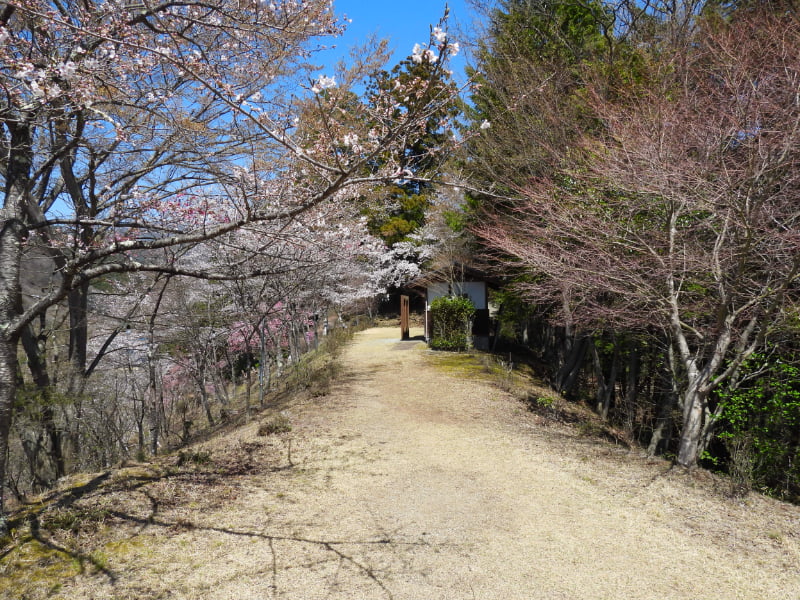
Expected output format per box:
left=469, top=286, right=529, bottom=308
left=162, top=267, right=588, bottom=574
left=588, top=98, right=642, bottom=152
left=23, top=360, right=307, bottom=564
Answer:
left=0, top=1, right=461, bottom=528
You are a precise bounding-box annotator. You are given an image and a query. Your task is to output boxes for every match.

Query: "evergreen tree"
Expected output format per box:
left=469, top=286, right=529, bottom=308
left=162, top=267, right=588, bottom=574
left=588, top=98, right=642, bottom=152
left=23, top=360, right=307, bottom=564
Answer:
left=364, top=39, right=461, bottom=246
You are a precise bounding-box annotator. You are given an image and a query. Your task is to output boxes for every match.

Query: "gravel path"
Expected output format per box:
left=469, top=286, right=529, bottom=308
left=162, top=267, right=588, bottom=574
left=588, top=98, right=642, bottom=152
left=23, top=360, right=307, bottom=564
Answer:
left=37, top=327, right=800, bottom=599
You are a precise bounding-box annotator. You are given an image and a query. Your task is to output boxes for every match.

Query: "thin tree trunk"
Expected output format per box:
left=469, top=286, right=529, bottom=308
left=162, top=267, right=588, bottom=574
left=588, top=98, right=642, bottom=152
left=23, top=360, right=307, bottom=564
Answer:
left=147, top=277, right=170, bottom=456
left=245, top=365, right=252, bottom=418
left=602, top=342, right=620, bottom=421
left=136, top=396, right=145, bottom=458
left=623, top=342, right=641, bottom=436
left=147, top=351, right=160, bottom=456
left=648, top=345, right=679, bottom=456
left=198, top=370, right=214, bottom=427
left=258, top=328, right=267, bottom=407
left=591, top=339, right=619, bottom=421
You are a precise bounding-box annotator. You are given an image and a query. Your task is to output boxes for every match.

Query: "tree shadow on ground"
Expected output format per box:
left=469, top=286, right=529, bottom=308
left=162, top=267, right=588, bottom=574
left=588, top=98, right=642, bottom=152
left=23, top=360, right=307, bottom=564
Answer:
left=1, top=421, right=444, bottom=599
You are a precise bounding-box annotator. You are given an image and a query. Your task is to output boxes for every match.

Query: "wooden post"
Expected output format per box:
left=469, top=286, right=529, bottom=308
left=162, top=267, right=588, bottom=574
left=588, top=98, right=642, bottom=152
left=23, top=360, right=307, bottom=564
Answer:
left=400, top=295, right=410, bottom=340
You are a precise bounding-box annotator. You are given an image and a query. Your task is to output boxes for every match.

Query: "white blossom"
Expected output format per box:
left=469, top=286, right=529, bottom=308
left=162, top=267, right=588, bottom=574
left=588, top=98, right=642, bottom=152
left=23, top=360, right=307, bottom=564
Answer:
left=480, top=120, right=491, bottom=130
left=16, top=63, right=35, bottom=79
left=411, top=43, right=438, bottom=65
left=432, top=27, right=447, bottom=43
left=342, top=133, right=359, bottom=148
left=311, top=74, right=336, bottom=93
left=58, top=61, right=78, bottom=81
left=29, top=80, right=45, bottom=98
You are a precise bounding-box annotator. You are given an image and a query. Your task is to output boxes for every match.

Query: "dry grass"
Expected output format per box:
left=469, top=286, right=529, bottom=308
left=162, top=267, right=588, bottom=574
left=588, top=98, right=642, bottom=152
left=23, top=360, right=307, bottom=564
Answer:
left=1, top=326, right=798, bottom=600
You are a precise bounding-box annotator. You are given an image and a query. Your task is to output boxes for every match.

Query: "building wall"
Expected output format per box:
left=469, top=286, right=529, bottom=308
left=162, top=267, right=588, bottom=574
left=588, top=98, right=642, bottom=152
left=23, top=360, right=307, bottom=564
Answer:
left=426, top=281, right=487, bottom=310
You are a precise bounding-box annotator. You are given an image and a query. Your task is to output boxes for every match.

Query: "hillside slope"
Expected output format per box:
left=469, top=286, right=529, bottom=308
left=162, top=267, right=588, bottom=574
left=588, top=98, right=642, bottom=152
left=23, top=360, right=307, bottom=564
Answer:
left=2, top=327, right=798, bottom=599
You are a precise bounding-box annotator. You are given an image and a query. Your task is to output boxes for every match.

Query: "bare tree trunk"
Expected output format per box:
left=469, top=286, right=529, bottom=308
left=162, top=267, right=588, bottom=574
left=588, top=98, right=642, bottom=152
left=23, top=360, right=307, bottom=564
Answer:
left=0, top=122, right=33, bottom=533
left=673, top=325, right=722, bottom=467
left=66, top=282, right=89, bottom=395
left=677, top=367, right=708, bottom=467
left=147, top=351, right=161, bottom=456
left=146, top=277, right=170, bottom=456
left=0, top=334, right=18, bottom=535
left=289, top=319, right=300, bottom=364
left=258, top=328, right=267, bottom=407
left=20, top=324, right=64, bottom=479
left=135, top=393, right=145, bottom=459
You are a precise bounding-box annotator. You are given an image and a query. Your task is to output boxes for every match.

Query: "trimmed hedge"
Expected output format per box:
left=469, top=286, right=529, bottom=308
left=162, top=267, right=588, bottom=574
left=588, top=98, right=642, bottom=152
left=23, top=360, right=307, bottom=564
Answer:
left=429, top=295, right=475, bottom=351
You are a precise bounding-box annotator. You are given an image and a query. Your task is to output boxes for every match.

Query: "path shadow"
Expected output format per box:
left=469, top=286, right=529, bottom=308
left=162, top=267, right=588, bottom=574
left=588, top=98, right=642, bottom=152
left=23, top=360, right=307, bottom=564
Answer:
left=2, top=431, right=451, bottom=598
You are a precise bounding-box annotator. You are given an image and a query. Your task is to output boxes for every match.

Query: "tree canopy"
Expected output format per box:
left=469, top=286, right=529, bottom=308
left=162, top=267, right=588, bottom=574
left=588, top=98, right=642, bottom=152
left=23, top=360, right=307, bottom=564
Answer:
left=465, top=0, right=800, bottom=474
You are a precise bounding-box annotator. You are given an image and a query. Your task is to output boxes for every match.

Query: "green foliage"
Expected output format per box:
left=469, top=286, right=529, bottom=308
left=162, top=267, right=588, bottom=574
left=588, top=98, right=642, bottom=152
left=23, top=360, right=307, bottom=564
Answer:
left=368, top=55, right=460, bottom=174
left=429, top=337, right=469, bottom=352
left=442, top=208, right=466, bottom=232
left=491, top=0, right=614, bottom=65
left=366, top=188, right=429, bottom=246
left=715, top=351, right=800, bottom=500
left=463, top=0, right=651, bottom=202
left=429, top=295, right=475, bottom=352
left=490, top=288, right=538, bottom=343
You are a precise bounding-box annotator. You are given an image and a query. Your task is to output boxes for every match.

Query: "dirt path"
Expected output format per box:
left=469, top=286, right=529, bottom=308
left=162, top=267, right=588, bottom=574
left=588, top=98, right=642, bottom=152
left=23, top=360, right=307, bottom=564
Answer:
left=12, top=327, right=800, bottom=599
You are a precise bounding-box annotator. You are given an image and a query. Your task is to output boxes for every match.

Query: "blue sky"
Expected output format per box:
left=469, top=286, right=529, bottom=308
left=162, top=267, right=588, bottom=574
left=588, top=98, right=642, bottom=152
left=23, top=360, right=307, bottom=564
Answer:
left=326, top=0, right=474, bottom=83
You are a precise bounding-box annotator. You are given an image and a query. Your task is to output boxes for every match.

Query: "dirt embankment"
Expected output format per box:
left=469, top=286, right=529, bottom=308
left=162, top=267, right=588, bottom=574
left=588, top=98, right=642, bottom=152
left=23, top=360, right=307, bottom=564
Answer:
left=2, top=327, right=799, bottom=599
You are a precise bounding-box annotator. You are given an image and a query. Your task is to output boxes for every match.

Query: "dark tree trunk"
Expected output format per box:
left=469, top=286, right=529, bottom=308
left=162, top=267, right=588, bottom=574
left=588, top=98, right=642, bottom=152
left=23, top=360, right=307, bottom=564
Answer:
left=147, top=349, right=161, bottom=456
left=648, top=346, right=679, bottom=456
left=20, top=325, right=64, bottom=479
left=67, top=282, right=89, bottom=379
left=622, top=341, right=642, bottom=435
left=0, top=332, right=18, bottom=535
left=592, top=339, right=619, bottom=421
left=555, top=334, right=589, bottom=396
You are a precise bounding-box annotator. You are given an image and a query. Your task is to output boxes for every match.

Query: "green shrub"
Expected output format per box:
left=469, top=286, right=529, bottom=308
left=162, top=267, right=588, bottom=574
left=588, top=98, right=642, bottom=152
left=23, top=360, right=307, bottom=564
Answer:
left=429, top=295, right=475, bottom=352
left=715, top=351, right=800, bottom=500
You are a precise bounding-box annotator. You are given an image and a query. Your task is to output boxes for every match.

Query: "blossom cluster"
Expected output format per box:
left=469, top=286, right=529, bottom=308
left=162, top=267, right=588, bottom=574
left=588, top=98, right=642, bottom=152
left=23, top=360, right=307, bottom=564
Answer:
left=410, top=26, right=459, bottom=65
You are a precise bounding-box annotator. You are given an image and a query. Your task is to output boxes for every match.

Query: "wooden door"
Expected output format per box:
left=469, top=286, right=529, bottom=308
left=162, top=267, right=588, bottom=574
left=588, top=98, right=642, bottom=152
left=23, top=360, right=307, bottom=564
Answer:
left=400, top=295, right=410, bottom=340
